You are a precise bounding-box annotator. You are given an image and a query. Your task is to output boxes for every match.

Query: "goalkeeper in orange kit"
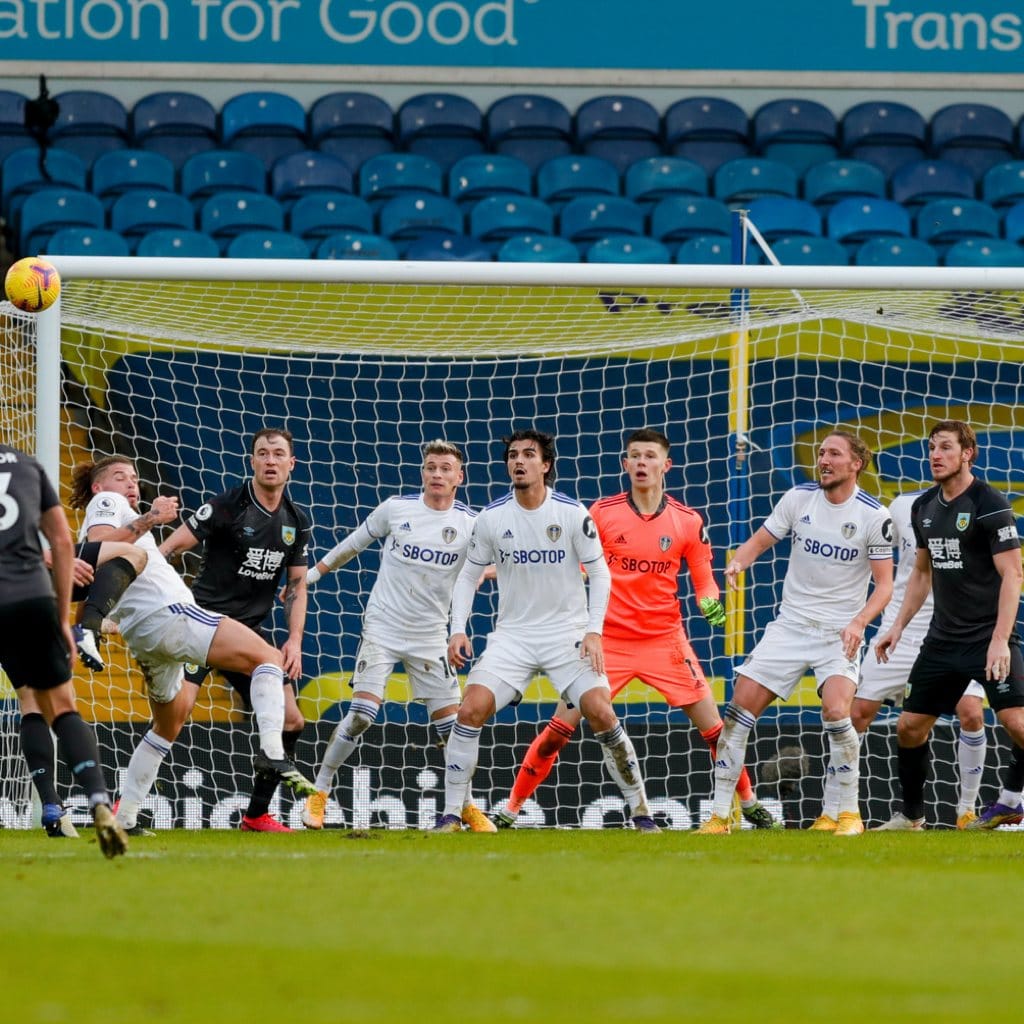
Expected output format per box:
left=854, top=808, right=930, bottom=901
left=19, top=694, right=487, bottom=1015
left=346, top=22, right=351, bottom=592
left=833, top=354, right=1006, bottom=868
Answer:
left=493, top=428, right=778, bottom=829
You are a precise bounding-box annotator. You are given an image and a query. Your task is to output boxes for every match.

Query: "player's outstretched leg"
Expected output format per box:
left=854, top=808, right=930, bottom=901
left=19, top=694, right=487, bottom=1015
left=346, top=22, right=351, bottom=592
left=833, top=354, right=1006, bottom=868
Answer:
left=700, top=702, right=756, bottom=834
left=498, top=715, right=576, bottom=827
left=700, top=722, right=779, bottom=830
left=243, top=727, right=304, bottom=832
left=76, top=552, right=143, bottom=672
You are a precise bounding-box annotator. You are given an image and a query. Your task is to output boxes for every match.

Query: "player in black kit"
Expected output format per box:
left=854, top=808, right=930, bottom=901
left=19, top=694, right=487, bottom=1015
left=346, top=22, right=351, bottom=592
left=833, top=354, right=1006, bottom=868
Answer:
left=0, top=444, right=127, bottom=857
left=874, top=420, right=1024, bottom=830
left=159, top=427, right=312, bottom=831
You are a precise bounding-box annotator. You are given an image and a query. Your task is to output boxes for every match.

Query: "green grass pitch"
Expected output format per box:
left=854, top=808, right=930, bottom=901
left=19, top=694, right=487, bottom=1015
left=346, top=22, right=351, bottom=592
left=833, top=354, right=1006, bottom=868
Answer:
left=2, top=827, right=1022, bottom=1023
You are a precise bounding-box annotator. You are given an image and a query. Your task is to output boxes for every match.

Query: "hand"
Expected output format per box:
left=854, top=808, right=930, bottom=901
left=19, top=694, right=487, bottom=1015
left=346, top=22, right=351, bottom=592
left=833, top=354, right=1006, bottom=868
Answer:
left=448, top=632, right=473, bottom=670
left=874, top=626, right=900, bottom=664
left=580, top=632, right=604, bottom=675
left=476, top=564, right=497, bottom=588
left=986, top=638, right=1012, bottom=682
left=724, top=559, right=744, bottom=591
left=280, top=638, right=302, bottom=680
left=72, top=557, right=95, bottom=588
left=149, top=495, right=179, bottom=524
left=700, top=597, right=726, bottom=627
left=840, top=621, right=864, bottom=661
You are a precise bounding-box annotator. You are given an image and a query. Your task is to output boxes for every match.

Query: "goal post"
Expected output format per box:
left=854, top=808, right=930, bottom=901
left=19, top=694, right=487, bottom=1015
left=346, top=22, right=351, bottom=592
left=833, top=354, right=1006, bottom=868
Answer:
left=4, top=255, right=1024, bottom=831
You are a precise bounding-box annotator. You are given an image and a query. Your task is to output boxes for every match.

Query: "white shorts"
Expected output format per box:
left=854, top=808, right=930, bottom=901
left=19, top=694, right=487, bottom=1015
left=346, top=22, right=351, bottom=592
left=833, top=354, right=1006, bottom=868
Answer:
left=467, top=629, right=609, bottom=710
left=739, top=617, right=859, bottom=701
left=122, top=602, right=221, bottom=704
left=858, top=631, right=985, bottom=705
left=352, top=636, right=460, bottom=705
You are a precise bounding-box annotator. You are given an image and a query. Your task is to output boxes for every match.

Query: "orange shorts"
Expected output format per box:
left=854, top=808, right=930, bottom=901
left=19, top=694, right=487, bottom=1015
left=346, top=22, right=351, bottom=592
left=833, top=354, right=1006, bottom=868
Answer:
left=602, top=629, right=711, bottom=707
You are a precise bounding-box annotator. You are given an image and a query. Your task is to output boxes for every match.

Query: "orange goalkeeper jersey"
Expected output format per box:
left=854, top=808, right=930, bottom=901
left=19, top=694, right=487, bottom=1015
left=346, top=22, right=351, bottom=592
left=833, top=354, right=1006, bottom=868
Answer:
left=590, top=491, right=720, bottom=640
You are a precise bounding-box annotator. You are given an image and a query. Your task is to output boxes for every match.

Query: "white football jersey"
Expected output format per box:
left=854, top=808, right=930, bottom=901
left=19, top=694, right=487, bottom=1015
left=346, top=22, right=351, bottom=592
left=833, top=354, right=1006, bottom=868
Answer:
left=358, top=494, right=476, bottom=646
left=464, top=487, right=605, bottom=638
left=79, top=490, right=193, bottom=635
left=763, top=482, right=892, bottom=630
left=874, top=490, right=932, bottom=642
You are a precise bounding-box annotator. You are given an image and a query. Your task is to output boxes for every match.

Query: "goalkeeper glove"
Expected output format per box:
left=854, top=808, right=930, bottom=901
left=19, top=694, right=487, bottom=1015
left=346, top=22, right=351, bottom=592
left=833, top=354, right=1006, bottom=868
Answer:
left=700, top=597, right=726, bottom=628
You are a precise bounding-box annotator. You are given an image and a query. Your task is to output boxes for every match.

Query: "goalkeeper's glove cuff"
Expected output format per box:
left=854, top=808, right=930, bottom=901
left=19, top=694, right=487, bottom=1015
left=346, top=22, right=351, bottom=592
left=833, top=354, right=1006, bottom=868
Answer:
left=700, top=597, right=726, bottom=628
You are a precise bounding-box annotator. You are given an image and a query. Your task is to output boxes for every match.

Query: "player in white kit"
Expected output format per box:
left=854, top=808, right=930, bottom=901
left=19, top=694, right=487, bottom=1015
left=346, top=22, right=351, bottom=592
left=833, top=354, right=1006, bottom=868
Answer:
left=438, top=429, right=656, bottom=833
left=812, top=491, right=987, bottom=831
left=299, top=441, right=495, bottom=832
left=700, top=431, right=893, bottom=837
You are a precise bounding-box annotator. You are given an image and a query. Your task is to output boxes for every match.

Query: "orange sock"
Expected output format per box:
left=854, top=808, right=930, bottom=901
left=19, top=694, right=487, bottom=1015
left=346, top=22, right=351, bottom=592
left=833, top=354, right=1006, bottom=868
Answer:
left=507, top=716, right=576, bottom=814
left=701, top=723, right=754, bottom=803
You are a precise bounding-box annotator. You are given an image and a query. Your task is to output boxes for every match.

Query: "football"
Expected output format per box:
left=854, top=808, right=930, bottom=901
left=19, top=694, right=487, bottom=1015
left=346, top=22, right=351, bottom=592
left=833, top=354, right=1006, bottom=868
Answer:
left=4, top=256, right=62, bottom=313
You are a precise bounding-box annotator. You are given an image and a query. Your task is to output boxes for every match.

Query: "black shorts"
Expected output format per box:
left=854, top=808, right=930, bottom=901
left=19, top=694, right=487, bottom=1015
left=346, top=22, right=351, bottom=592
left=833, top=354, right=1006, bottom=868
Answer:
left=0, top=597, right=71, bottom=690
left=904, top=638, right=1024, bottom=716
left=72, top=540, right=102, bottom=603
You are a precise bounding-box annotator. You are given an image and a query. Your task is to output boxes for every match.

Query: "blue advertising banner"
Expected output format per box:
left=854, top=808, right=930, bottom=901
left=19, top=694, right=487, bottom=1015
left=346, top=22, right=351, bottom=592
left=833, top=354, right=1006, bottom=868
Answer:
left=0, top=0, right=1022, bottom=76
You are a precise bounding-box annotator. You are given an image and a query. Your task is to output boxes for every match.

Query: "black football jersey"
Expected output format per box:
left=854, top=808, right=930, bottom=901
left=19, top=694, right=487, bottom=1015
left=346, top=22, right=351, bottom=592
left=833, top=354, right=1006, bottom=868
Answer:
left=0, top=445, right=60, bottom=605
left=186, top=481, right=310, bottom=627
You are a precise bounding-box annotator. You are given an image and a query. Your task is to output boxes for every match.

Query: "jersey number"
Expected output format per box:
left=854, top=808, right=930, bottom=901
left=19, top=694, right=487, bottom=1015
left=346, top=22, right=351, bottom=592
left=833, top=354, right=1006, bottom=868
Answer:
left=0, top=473, right=19, bottom=531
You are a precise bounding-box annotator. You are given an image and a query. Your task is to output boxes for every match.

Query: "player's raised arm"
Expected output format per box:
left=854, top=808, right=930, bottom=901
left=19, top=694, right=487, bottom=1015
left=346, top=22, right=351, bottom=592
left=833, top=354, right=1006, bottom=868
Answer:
left=723, top=525, right=779, bottom=590
left=306, top=520, right=377, bottom=584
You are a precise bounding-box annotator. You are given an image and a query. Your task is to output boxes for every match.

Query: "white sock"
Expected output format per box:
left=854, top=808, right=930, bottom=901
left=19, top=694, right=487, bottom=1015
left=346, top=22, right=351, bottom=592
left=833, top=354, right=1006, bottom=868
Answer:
left=431, top=713, right=474, bottom=808
left=314, top=699, right=379, bottom=791
left=957, top=727, right=986, bottom=814
left=824, top=717, right=861, bottom=815
left=116, top=729, right=172, bottom=828
left=998, top=787, right=1023, bottom=808
left=595, top=723, right=649, bottom=817
left=443, top=722, right=481, bottom=818
left=820, top=771, right=841, bottom=820
left=249, top=663, right=286, bottom=760
left=712, top=703, right=754, bottom=818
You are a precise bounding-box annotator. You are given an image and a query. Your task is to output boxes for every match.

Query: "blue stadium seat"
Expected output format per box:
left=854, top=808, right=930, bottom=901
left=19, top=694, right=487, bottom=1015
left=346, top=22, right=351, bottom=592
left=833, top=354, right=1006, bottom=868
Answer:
left=180, top=150, right=267, bottom=208
left=650, top=196, right=731, bottom=244
left=397, top=93, right=485, bottom=170
left=840, top=101, right=927, bottom=176
left=358, top=153, right=443, bottom=207
left=674, top=234, right=732, bottom=264
left=753, top=98, right=838, bottom=176
left=470, top=195, right=556, bottom=249
left=930, top=103, right=1015, bottom=180
left=769, top=235, right=848, bottom=265
left=110, top=190, right=195, bottom=247
left=136, top=228, right=220, bottom=258
left=585, top=235, right=671, bottom=263
left=826, top=197, right=911, bottom=249
left=315, top=230, right=398, bottom=260
left=981, top=161, right=1024, bottom=208
left=90, top=149, right=176, bottom=211
left=745, top=197, right=821, bottom=241
left=854, top=236, right=938, bottom=267
left=309, top=92, right=395, bottom=172
left=448, top=154, right=532, bottom=208
left=943, top=237, right=1024, bottom=267
left=18, top=187, right=104, bottom=254
left=713, top=157, right=798, bottom=206
left=271, top=149, right=352, bottom=208
left=486, top=94, right=573, bottom=172
left=574, top=95, right=662, bottom=174
left=1004, top=202, right=1024, bottom=245
left=226, top=230, right=310, bottom=259
left=131, top=92, right=218, bottom=170
left=891, top=159, right=976, bottom=207
left=558, top=196, right=645, bottom=248
left=663, top=97, right=749, bottom=175
left=536, top=155, right=619, bottom=211
left=50, top=90, right=129, bottom=166
left=496, top=234, right=579, bottom=262
left=0, top=90, right=31, bottom=163
left=44, top=226, right=130, bottom=256
left=221, top=91, right=308, bottom=170
left=624, top=156, right=707, bottom=207
left=802, top=159, right=886, bottom=209
left=404, top=233, right=492, bottom=261
left=915, top=198, right=999, bottom=251
left=199, top=191, right=285, bottom=252
left=377, top=193, right=463, bottom=254
left=2, top=146, right=87, bottom=216
left=288, top=192, right=374, bottom=241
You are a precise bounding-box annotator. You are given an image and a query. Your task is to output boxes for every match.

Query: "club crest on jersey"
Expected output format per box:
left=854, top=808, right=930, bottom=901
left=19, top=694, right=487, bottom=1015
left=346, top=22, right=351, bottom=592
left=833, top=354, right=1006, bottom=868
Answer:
left=546, top=525, right=562, bottom=542
left=841, top=522, right=857, bottom=539
left=442, top=527, right=457, bottom=544
left=282, top=526, right=296, bottom=544
left=956, top=513, right=971, bottom=532
left=659, top=535, right=672, bottom=551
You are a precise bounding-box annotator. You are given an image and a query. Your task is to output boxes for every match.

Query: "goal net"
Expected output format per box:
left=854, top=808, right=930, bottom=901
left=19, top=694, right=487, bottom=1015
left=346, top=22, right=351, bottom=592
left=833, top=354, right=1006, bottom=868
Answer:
left=3, top=257, right=1024, bottom=831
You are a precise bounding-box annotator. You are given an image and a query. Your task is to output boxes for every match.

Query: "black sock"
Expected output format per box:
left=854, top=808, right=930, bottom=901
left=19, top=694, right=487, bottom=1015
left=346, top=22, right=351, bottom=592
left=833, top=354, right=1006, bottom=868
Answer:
left=51, top=711, right=109, bottom=807
left=246, top=727, right=304, bottom=818
left=81, top=556, right=138, bottom=632
left=20, top=711, right=60, bottom=805
left=1002, top=744, right=1024, bottom=794
left=898, top=741, right=930, bottom=820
